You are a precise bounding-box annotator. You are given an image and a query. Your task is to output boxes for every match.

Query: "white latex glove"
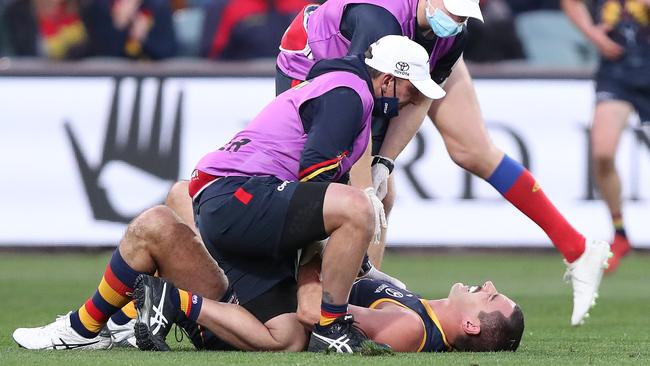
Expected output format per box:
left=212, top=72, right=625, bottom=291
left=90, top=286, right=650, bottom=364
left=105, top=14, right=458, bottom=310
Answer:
left=365, top=265, right=407, bottom=289
left=358, top=257, right=406, bottom=289
left=298, top=240, right=326, bottom=266
left=371, top=156, right=393, bottom=201
left=364, top=187, right=387, bottom=246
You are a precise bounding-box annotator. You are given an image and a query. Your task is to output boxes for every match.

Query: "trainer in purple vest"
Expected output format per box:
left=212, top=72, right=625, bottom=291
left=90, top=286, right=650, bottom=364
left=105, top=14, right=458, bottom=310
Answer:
left=277, top=0, right=459, bottom=81
left=195, top=71, right=374, bottom=182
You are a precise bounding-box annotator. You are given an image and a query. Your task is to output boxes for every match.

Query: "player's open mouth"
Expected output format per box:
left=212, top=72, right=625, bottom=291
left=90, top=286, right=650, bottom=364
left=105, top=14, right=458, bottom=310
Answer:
left=469, top=285, right=482, bottom=293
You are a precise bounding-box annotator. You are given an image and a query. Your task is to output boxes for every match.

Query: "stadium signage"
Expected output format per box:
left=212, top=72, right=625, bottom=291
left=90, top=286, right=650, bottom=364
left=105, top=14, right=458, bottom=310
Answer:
left=0, top=77, right=648, bottom=247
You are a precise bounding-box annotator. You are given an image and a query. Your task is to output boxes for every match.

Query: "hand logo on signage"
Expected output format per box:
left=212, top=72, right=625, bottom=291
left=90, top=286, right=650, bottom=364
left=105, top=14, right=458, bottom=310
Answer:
left=63, top=78, right=183, bottom=223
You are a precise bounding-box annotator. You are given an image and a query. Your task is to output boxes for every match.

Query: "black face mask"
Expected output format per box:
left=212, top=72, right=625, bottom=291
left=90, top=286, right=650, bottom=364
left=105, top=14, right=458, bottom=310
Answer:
left=373, top=79, right=399, bottom=119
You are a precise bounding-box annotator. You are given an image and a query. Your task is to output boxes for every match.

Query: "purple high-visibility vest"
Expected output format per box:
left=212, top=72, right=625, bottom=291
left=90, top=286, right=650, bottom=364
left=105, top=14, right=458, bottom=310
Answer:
left=195, top=71, right=374, bottom=182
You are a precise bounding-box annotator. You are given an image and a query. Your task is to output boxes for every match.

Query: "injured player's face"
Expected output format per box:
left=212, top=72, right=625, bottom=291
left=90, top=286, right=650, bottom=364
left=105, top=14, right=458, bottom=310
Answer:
left=447, top=281, right=517, bottom=321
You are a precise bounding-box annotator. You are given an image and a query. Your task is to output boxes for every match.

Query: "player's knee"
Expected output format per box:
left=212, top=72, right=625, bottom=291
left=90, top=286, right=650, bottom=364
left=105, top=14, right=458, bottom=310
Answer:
left=592, top=152, right=616, bottom=174
left=210, top=267, right=229, bottom=300
left=448, top=141, right=498, bottom=177
left=449, top=146, right=481, bottom=174
left=345, top=189, right=375, bottom=241
left=126, top=205, right=176, bottom=250
left=165, top=180, right=189, bottom=208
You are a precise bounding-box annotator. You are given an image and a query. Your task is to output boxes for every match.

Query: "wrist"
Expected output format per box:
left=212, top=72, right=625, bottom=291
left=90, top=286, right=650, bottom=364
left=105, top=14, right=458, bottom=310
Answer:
left=372, top=155, right=395, bottom=174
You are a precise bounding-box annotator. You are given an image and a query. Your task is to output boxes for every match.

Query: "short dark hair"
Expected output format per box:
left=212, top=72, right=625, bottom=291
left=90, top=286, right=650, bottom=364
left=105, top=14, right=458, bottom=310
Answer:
left=453, top=305, right=525, bottom=352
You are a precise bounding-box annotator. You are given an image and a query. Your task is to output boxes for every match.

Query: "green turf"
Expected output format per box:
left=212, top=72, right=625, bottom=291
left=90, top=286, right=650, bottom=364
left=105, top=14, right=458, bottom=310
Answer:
left=1, top=251, right=648, bottom=365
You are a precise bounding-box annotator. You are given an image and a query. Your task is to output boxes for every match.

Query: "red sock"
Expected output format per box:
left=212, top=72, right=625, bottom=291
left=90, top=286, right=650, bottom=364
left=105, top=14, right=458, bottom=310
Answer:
left=504, top=170, right=585, bottom=262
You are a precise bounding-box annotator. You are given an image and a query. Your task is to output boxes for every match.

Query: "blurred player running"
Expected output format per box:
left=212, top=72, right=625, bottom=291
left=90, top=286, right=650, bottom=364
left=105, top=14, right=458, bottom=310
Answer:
left=562, top=0, right=650, bottom=273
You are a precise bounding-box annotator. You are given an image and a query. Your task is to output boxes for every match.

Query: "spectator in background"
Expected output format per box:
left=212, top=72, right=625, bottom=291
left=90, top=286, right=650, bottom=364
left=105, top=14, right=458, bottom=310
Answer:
left=80, top=0, right=177, bottom=60
left=464, top=0, right=526, bottom=63
left=3, top=0, right=90, bottom=59
left=200, top=0, right=315, bottom=60
left=562, top=0, right=650, bottom=273
left=511, top=0, right=599, bottom=65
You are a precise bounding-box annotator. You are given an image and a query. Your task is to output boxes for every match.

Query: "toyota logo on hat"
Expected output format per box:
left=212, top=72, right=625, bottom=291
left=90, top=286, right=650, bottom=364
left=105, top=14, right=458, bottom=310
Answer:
left=395, top=61, right=410, bottom=72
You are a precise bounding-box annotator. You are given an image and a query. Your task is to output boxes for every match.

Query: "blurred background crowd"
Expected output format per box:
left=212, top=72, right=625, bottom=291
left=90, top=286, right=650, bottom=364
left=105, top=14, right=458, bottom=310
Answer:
left=0, top=0, right=601, bottom=67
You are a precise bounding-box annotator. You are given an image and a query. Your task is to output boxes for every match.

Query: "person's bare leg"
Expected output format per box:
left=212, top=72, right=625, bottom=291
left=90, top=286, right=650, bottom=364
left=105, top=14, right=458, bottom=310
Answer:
left=591, top=100, right=634, bottom=272
left=591, top=101, right=633, bottom=224
left=320, top=184, right=374, bottom=306
left=111, top=181, right=204, bottom=326
left=429, top=58, right=588, bottom=263
left=428, top=59, right=502, bottom=178
left=165, top=180, right=196, bottom=231
left=120, top=205, right=227, bottom=299
left=13, top=205, right=227, bottom=348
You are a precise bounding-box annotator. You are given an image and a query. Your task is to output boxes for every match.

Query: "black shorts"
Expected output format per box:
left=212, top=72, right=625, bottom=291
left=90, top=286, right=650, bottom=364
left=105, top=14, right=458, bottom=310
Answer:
left=595, top=76, right=650, bottom=124
left=276, top=67, right=389, bottom=153
left=194, top=175, right=329, bottom=304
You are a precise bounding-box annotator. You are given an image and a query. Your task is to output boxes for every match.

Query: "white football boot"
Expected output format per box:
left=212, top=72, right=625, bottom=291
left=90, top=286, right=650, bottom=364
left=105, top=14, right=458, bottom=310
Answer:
left=12, top=312, right=112, bottom=350
left=564, top=238, right=612, bottom=326
left=106, top=318, right=137, bottom=348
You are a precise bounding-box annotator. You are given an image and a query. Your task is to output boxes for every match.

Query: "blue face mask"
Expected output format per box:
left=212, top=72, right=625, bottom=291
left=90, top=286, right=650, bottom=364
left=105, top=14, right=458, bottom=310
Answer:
left=373, top=79, right=399, bottom=119
left=426, top=4, right=464, bottom=38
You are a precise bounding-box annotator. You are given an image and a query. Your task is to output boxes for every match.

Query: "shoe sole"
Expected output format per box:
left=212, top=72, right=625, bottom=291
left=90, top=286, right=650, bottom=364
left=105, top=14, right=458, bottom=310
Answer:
left=133, top=275, right=171, bottom=351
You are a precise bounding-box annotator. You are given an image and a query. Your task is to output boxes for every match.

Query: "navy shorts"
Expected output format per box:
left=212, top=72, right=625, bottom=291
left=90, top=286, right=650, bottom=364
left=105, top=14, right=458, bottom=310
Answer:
left=194, top=175, right=329, bottom=306
left=276, top=67, right=389, bottom=154
left=595, top=76, right=650, bottom=124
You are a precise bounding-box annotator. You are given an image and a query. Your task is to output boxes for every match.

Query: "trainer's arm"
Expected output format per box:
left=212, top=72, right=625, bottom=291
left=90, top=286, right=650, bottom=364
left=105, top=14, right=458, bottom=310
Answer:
left=377, top=96, right=433, bottom=161
left=296, top=256, right=323, bottom=327
left=298, top=87, right=364, bottom=182
left=195, top=299, right=306, bottom=351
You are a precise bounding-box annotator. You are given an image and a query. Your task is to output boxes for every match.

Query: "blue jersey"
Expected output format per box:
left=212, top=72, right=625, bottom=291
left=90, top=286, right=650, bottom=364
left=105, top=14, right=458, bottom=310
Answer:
left=596, top=0, right=650, bottom=87
left=349, top=278, right=450, bottom=352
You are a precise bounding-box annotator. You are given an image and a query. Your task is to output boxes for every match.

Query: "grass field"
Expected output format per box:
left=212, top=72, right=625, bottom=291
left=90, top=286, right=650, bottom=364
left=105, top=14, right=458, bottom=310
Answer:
left=1, top=251, right=648, bottom=365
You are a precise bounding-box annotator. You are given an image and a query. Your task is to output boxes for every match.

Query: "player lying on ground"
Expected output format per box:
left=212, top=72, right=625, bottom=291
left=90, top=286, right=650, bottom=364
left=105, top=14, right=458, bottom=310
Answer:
left=295, top=255, right=524, bottom=352
left=13, top=36, right=440, bottom=353
left=132, top=254, right=524, bottom=353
